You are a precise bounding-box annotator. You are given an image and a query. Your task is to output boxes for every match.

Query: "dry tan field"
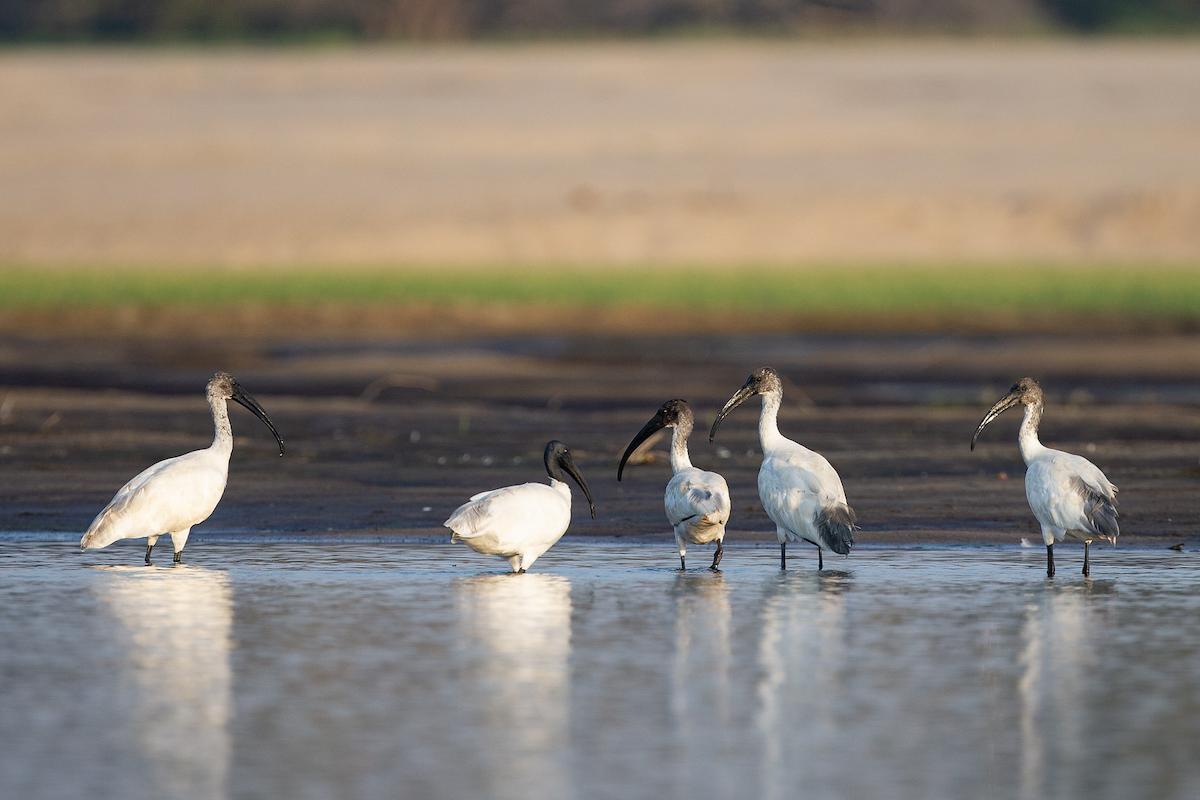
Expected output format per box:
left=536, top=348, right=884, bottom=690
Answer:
left=2, top=40, right=1200, bottom=266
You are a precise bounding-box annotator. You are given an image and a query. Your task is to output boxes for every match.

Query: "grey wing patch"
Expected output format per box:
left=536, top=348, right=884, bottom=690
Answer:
left=1070, top=476, right=1119, bottom=539
left=815, top=503, right=856, bottom=555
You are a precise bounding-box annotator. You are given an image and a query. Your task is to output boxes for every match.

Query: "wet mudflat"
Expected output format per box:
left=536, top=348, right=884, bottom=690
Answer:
left=1, top=331, right=1199, bottom=545
left=3, top=542, right=1200, bottom=800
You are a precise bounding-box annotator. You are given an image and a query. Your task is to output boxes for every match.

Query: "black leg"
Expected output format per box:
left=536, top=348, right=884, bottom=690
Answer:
left=1047, top=544, right=1055, bottom=577
left=144, top=543, right=153, bottom=565
left=680, top=555, right=686, bottom=571
left=817, top=544, right=823, bottom=571
left=780, top=542, right=787, bottom=570
left=710, top=540, right=723, bottom=571
left=1083, top=541, right=1090, bottom=576
left=173, top=551, right=182, bottom=564
left=517, top=567, right=526, bottom=574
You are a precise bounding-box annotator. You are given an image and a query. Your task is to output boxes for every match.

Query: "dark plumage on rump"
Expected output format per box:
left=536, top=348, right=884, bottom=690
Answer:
left=815, top=504, right=856, bottom=555
left=1070, top=476, right=1119, bottom=541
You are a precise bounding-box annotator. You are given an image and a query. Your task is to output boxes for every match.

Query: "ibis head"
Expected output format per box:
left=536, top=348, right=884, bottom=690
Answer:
left=208, top=372, right=285, bottom=456
left=709, top=366, right=782, bottom=443
left=971, top=376, right=1044, bottom=451
left=544, top=440, right=595, bottom=519
left=618, top=399, right=693, bottom=481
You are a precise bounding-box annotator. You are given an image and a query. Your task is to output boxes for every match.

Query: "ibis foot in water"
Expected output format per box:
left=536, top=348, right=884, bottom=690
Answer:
left=710, top=541, right=723, bottom=571
left=1047, top=544, right=1055, bottom=577
left=780, top=542, right=786, bottom=570
left=680, top=555, right=686, bottom=571
left=517, top=568, right=526, bottom=574
left=1083, top=541, right=1090, bottom=576
left=817, top=544, right=823, bottom=571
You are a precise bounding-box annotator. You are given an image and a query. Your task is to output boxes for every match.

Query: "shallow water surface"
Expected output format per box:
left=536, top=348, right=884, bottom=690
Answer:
left=3, top=542, right=1200, bottom=800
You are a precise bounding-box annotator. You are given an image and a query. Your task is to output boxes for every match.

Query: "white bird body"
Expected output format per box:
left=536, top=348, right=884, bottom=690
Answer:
left=710, top=368, right=855, bottom=570
left=973, top=377, right=1117, bottom=576
left=758, top=434, right=850, bottom=550
left=619, top=399, right=730, bottom=569
left=80, top=372, right=284, bottom=564
left=1017, top=409, right=1118, bottom=549
left=81, top=448, right=230, bottom=557
left=445, top=440, right=595, bottom=573
left=446, top=480, right=574, bottom=573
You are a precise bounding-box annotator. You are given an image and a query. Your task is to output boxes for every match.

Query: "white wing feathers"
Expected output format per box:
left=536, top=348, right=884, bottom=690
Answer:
left=665, top=468, right=730, bottom=545
left=81, top=452, right=228, bottom=551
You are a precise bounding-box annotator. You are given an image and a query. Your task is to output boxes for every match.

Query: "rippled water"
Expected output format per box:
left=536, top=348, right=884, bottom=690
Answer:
left=3, top=541, right=1200, bottom=800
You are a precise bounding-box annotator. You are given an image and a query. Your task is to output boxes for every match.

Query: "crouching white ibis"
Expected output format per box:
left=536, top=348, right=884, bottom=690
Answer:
left=445, top=440, right=595, bottom=573
left=80, top=372, right=284, bottom=564
left=710, top=367, right=855, bottom=570
left=972, top=377, right=1118, bottom=577
left=618, top=399, right=731, bottom=570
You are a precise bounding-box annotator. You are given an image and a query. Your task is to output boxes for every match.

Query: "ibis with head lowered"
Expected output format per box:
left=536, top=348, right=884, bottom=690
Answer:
left=80, top=372, right=284, bottom=565
left=972, top=377, right=1118, bottom=577
left=710, top=367, right=855, bottom=570
left=445, top=440, right=595, bottom=573
left=618, top=399, right=731, bottom=570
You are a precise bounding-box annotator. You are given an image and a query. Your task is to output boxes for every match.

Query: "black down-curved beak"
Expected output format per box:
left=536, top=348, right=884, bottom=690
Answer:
left=709, top=380, right=757, bottom=443
left=560, top=450, right=596, bottom=519
left=970, top=391, right=1021, bottom=452
left=230, top=383, right=285, bottom=456
left=618, top=411, right=668, bottom=482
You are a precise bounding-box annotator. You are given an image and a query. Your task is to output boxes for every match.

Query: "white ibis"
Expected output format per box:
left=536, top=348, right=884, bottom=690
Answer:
left=80, top=372, right=284, bottom=565
left=709, top=367, right=855, bottom=570
left=444, top=440, right=595, bottom=573
left=972, top=377, right=1118, bottom=577
left=618, top=399, right=731, bottom=570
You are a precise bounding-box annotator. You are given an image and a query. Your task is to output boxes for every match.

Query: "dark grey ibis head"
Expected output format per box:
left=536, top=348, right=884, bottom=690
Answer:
left=709, top=366, right=783, bottom=442
left=544, top=440, right=595, bottom=519
left=208, top=372, right=285, bottom=456
left=617, top=399, right=693, bottom=481
left=971, top=376, right=1043, bottom=451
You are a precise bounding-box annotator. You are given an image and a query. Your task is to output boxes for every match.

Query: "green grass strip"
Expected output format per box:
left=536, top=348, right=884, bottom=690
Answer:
left=1, top=264, right=1199, bottom=319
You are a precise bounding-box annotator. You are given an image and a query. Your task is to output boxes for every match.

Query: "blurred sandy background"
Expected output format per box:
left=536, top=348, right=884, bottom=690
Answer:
left=3, top=40, right=1199, bottom=266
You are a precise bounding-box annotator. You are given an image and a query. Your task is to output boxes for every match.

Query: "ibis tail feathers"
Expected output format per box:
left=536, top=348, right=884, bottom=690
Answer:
left=815, top=503, right=856, bottom=556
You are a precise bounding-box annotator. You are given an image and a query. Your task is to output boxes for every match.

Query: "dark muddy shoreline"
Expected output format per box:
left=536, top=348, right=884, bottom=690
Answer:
left=2, top=331, right=1199, bottom=550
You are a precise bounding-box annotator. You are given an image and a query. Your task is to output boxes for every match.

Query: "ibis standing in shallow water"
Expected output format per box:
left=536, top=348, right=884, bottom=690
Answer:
left=710, top=367, right=855, bottom=570
left=972, top=377, right=1118, bottom=577
left=618, top=399, right=731, bottom=570
left=80, top=372, right=285, bottom=564
left=444, top=440, right=595, bottom=573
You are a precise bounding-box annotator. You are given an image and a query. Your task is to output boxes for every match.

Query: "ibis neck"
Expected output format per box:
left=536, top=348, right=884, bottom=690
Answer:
left=669, top=421, right=693, bottom=473
left=1017, top=401, right=1045, bottom=463
left=210, top=395, right=234, bottom=454
left=758, top=389, right=785, bottom=451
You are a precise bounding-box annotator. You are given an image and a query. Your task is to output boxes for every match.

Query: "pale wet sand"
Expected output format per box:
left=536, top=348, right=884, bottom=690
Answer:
left=2, top=41, right=1200, bottom=265
left=1, top=332, right=1198, bottom=548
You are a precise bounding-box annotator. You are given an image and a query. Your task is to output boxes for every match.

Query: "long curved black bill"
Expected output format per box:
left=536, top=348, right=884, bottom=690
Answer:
left=709, top=382, right=756, bottom=443
left=231, top=384, right=285, bottom=456
left=970, top=392, right=1020, bottom=451
left=560, top=452, right=596, bottom=519
left=618, top=413, right=667, bottom=481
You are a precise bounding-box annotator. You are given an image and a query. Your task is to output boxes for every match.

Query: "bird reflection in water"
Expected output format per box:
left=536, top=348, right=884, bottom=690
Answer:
left=756, top=570, right=852, bottom=800
left=91, top=565, right=233, bottom=800
left=455, top=573, right=572, bottom=800
left=1019, top=580, right=1113, bottom=800
left=670, top=570, right=733, bottom=795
